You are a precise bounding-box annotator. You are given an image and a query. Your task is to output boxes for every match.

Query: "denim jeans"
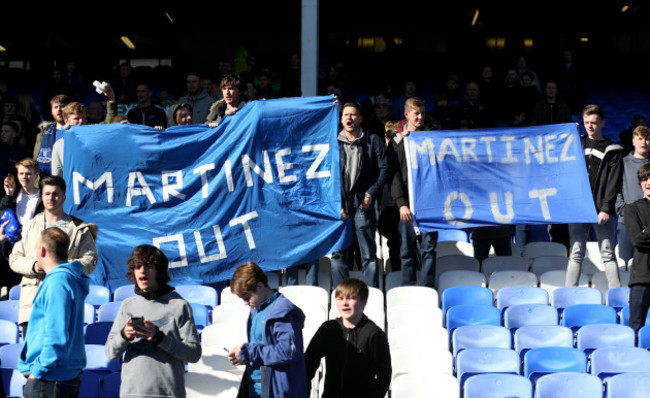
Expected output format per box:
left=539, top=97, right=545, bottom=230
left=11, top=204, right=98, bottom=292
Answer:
left=398, top=221, right=438, bottom=288
left=617, top=220, right=634, bottom=265
left=331, top=207, right=379, bottom=289
left=629, top=285, right=650, bottom=333
left=284, top=260, right=319, bottom=286
left=23, top=374, right=81, bottom=398
left=566, top=218, right=620, bottom=288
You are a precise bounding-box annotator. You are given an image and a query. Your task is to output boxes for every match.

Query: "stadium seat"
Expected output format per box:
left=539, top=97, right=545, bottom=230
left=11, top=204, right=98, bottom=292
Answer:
left=590, top=346, right=650, bottom=380
left=435, top=255, right=480, bottom=287
left=455, top=347, right=520, bottom=387
left=184, top=370, right=242, bottom=398
left=0, top=301, right=19, bottom=324
left=576, top=324, right=635, bottom=355
left=389, top=326, right=449, bottom=353
left=436, top=240, right=474, bottom=257
left=503, top=304, right=558, bottom=333
left=387, top=305, right=443, bottom=330
left=84, top=344, right=121, bottom=379
left=533, top=372, right=603, bottom=398
left=219, top=287, right=244, bottom=305
left=437, top=270, right=486, bottom=296
left=496, top=286, right=548, bottom=313
left=530, top=256, right=569, bottom=276
left=637, top=325, right=650, bottom=349
left=560, top=304, right=617, bottom=332
left=391, top=372, right=459, bottom=398
left=85, top=284, right=111, bottom=308
left=102, top=371, right=121, bottom=398
left=80, top=370, right=101, bottom=398
left=96, top=302, right=123, bottom=322
left=112, top=285, right=135, bottom=302
left=0, top=320, right=18, bottom=346
left=452, top=324, right=511, bottom=359
left=0, top=368, right=26, bottom=397
left=174, top=285, right=218, bottom=310
left=190, top=303, right=210, bottom=330
left=605, top=372, right=650, bottom=398
left=487, top=270, right=538, bottom=292
left=523, top=242, right=567, bottom=261
left=592, top=271, right=630, bottom=298
left=8, top=286, right=19, bottom=301
left=481, top=256, right=529, bottom=276
left=84, top=321, right=114, bottom=345
left=386, top=286, right=438, bottom=309
left=605, top=287, right=630, bottom=312
left=463, top=373, right=532, bottom=398
left=384, top=271, right=404, bottom=292
left=539, top=270, right=589, bottom=296
left=551, top=287, right=603, bottom=312
left=84, top=302, right=96, bottom=325
left=514, top=325, right=574, bottom=360
left=523, top=346, right=587, bottom=383
left=441, top=286, right=493, bottom=324
left=392, top=347, right=453, bottom=378
left=279, top=285, right=328, bottom=314
left=0, top=343, right=21, bottom=369
left=445, top=304, right=501, bottom=339
left=188, top=346, right=245, bottom=375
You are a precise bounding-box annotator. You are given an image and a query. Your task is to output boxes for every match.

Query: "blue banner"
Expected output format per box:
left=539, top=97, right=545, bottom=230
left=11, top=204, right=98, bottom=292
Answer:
left=406, top=123, right=598, bottom=231
left=63, top=96, right=350, bottom=289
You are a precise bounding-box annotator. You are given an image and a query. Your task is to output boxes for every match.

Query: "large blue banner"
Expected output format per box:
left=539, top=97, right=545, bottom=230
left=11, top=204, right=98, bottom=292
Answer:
left=407, top=123, right=598, bottom=232
left=63, top=96, right=350, bottom=289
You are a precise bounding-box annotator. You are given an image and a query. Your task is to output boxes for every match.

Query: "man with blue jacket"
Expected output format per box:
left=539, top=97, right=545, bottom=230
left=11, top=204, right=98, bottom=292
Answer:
left=332, top=102, right=389, bottom=289
left=18, top=227, right=89, bottom=398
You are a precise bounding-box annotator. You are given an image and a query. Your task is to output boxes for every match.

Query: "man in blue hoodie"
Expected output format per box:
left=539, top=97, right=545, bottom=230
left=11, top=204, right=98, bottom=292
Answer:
left=18, top=227, right=89, bottom=398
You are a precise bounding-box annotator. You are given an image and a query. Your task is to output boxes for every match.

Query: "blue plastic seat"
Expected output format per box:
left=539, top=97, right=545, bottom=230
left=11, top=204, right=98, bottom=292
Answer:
left=0, top=343, right=22, bottom=369
left=112, top=285, right=135, bottom=302
left=441, top=286, right=493, bottom=326
left=8, top=286, right=19, bottom=301
left=561, top=304, right=617, bottom=333
left=605, top=287, right=630, bottom=312
left=436, top=229, right=469, bottom=242
left=503, top=304, right=558, bottom=333
left=102, top=371, right=121, bottom=398
left=523, top=347, right=587, bottom=383
left=576, top=324, right=635, bottom=356
left=638, top=325, right=650, bottom=349
left=0, top=368, right=26, bottom=397
left=84, top=322, right=114, bottom=345
left=463, top=373, right=532, bottom=398
left=84, top=344, right=121, bottom=379
left=605, top=372, right=650, bottom=398
left=190, top=302, right=210, bottom=330
left=0, top=320, right=18, bottom=346
left=551, top=287, right=602, bottom=315
left=514, top=325, right=574, bottom=361
left=445, top=304, right=501, bottom=339
left=0, top=301, right=19, bottom=324
left=590, top=346, right=650, bottom=380
left=174, top=284, right=218, bottom=310
left=96, top=302, right=123, bottom=323
left=85, top=284, right=111, bottom=308
left=534, top=372, right=603, bottom=398
left=496, top=286, right=549, bottom=313
left=452, top=325, right=511, bottom=360
left=80, top=370, right=101, bottom=398
left=455, top=347, right=521, bottom=387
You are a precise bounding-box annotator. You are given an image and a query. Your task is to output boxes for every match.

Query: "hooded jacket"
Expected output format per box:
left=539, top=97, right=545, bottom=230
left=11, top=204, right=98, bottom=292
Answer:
left=9, top=212, right=98, bottom=324
left=581, top=135, right=623, bottom=216
left=18, top=260, right=89, bottom=381
left=173, top=89, right=215, bottom=126
left=237, top=293, right=307, bottom=398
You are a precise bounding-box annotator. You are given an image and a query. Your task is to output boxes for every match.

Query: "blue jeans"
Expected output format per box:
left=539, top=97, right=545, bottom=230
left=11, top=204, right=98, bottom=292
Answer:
left=629, top=285, right=650, bottom=333
left=566, top=219, right=620, bottom=288
left=331, top=207, right=379, bottom=289
left=398, top=221, right=438, bottom=288
left=23, top=374, right=81, bottom=398
left=284, top=261, right=319, bottom=286
left=617, top=220, right=634, bottom=265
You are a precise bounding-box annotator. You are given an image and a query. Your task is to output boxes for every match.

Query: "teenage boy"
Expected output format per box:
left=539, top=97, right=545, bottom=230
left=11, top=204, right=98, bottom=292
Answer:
left=616, top=126, right=650, bottom=264
left=51, top=102, right=87, bottom=177
left=205, top=74, right=249, bottom=128
left=227, top=262, right=307, bottom=398
left=305, top=278, right=391, bottom=398
left=18, top=227, right=89, bottom=398
left=388, top=97, right=438, bottom=287
left=565, top=104, right=623, bottom=288
left=624, top=163, right=650, bottom=333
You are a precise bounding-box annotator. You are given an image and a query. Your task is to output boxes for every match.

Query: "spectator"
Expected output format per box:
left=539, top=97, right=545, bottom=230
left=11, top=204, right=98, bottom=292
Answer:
left=33, top=94, right=70, bottom=175
left=171, top=72, right=214, bottom=126
left=111, top=63, right=137, bottom=104
left=254, top=70, right=280, bottom=100
left=620, top=114, right=647, bottom=155
left=126, top=82, right=168, bottom=129
left=18, top=227, right=89, bottom=398
left=172, top=103, right=194, bottom=126
left=228, top=261, right=307, bottom=398
left=206, top=74, right=249, bottom=128
left=457, top=81, right=492, bottom=128
left=305, top=278, right=391, bottom=398
left=105, top=245, right=201, bottom=398
left=565, top=104, right=623, bottom=289
left=616, top=126, right=650, bottom=265
left=9, top=175, right=98, bottom=336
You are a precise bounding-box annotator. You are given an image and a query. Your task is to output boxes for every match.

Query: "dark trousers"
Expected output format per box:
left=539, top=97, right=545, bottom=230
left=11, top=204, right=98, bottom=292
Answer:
left=629, top=285, right=650, bottom=334
left=23, top=375, right=81, bottom=398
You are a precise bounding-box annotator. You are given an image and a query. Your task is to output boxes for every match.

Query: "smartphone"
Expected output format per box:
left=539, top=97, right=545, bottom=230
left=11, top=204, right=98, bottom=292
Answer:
left=131, top=317, right=144, bottom=328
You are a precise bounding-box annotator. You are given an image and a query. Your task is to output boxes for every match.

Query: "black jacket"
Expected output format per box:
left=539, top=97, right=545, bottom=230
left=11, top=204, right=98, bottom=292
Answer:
left=581, top=136, right=623, bottom=215
left=304, top=316, right=391, bottom=398
left=625, top=198, right=650, bottom=286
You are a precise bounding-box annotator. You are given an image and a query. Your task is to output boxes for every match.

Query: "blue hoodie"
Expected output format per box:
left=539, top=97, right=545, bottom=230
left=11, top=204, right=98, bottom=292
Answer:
left=18, top=260, right=90, bottom=381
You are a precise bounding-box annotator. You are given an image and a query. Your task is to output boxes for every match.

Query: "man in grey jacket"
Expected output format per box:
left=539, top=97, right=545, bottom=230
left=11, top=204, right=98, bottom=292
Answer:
left=169, top=72, right=215, bottom=126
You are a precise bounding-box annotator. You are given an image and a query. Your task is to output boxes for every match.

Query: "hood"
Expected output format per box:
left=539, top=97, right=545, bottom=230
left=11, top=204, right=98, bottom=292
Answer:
left=47, top=260, right=90, bottom=295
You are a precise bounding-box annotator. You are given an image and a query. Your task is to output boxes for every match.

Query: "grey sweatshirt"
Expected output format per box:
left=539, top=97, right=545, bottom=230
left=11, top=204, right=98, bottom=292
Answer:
left=105, top=290, right=202, bottom=398
left=616, top=153, right=650, bottom=224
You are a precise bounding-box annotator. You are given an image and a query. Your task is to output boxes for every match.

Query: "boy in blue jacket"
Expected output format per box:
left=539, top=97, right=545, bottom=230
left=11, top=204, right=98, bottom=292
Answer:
left=228, top=262, right=307, bottom=398
left=18, top=227, right=89, bottom=398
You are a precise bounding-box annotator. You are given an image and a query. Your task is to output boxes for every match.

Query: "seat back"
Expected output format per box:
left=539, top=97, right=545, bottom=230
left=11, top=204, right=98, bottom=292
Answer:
left=605, top=372, right=650, bottom=398
left=0, top=319, right=18, bottom=345
left=437, top=271, right=487, bottom=296
left=96, top=302, right=123, bottom=322
left=0, top=343, right=22, bottom=369
left=0, top=301, right=19, bottom=323
left=488, top=271, right=539, bottom=292
left=523, top=347, right=587, bottom=383
left=497, top=286, right=549, bottom=311
left=560, top=304, right=617, bottom=333
left=514, top=325, right=574, bottom=360
left=504, top=304, right=558, bottom=333
left=463, top=373, right=532, bottom=398
left=456, top=347, right=520, bottom=387
left=551, top=287, right=603, bottom=311
left=86, top=284, right=111, bottom=308
left=445, top=304, right=501, bottom=338
left=174, top=285, right=218, bottom=309
left=576, top=324, right=635, bottom=355
left=452, top=324, right=511, bottom=359
left=441, top=285, right=493, bottom=318
left=481, top=256, right=529, bottom=276
left=534, top=372, right=603, bottom=397
left=112, top=285, right=135, bottom=302
left=590, top=347, right=650, bottom=380
left=84, top=321, right=114, bottom=345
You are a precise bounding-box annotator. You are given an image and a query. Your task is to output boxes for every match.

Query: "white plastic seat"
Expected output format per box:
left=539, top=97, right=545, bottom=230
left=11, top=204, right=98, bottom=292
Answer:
left=437, top=270, right=486, bottom=296
left=523, top=242, right=567, bottom=261
left=390, top=372, right=459, bottom=398
left=488, top=270, right=538, bottom=292
left=591, top=270, right=630, bottom=298
left=436, top=241, right=474, bottom=257
left=279, top=285, right=329, bottom=315
left=185, top=370, right=241, bottom=398
left=481, top=256, right=529, bottom=276
left=530, top=256, right=569, bottom=276
left=219, top=287, right=244, bottom=305
left=539, top=270, right=589, bottom=296
left=386, top=286, right=438, bottom=309
left=435, top=255, right=480, bottom=286
left=389, top=326, right=449, bottom=352
left=387, top=305, right=443, bottom=330
left=392, top=346, right=453, bottom=377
